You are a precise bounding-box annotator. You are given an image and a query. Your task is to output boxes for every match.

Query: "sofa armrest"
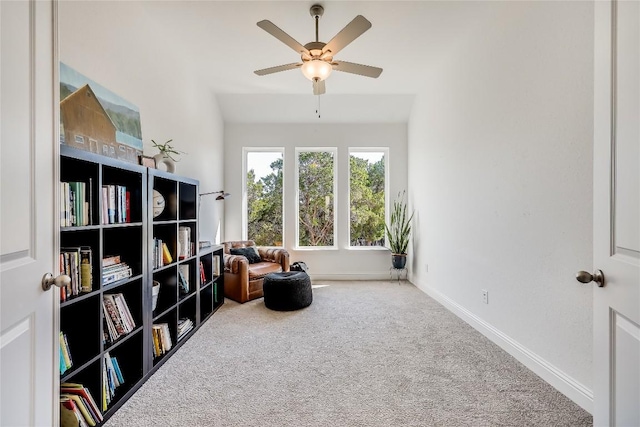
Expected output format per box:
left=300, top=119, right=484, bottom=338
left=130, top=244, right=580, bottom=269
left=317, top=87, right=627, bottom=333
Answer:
left=257, top=248, right=290, bottom=272
left=224, top=254, right=249, bottom=275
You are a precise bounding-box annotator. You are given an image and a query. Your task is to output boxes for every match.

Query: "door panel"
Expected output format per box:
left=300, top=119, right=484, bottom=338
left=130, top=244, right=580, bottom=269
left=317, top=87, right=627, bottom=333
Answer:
left=0, top=1, right=57, bottom=426
left=593, top=0, right=640, bottom=425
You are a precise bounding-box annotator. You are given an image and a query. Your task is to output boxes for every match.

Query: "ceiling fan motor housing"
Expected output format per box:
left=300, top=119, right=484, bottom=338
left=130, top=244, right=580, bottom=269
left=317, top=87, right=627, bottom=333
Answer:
left=309, top=4, right=324, bottom=18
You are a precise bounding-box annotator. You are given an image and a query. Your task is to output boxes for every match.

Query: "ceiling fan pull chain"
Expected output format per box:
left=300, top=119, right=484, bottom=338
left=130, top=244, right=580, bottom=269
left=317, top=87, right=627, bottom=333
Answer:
left=316, top=95, right=321, bottom=119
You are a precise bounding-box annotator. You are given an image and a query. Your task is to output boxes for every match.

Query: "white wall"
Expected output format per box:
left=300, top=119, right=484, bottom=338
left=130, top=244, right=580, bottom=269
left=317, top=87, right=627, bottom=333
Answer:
left=58, top=1, right=225, bottom=243
left=408, top=1, right=594, bottom=411
left=225, top=123, right=407, bottom=279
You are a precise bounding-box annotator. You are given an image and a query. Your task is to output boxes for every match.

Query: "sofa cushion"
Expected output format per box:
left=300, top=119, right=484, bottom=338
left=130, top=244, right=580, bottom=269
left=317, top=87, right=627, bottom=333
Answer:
left=230, top=246, right=261, bottom=264
left=248, top=262, right=282, bottom=279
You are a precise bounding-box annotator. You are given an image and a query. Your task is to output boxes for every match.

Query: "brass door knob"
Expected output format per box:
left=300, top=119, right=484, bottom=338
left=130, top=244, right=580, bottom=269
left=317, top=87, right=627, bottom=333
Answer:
left=576, top=270, right=605, bottom=287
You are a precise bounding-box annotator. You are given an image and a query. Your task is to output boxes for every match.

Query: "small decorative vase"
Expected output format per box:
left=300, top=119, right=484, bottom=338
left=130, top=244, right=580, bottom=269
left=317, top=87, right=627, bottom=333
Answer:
left=154, top=153, right=175, bottom=173
left=391, top=254, right=407, bottom=269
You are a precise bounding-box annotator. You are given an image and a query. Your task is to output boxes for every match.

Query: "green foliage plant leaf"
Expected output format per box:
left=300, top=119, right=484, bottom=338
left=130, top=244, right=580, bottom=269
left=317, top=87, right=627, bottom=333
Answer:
left=385, top=190, right=414, bottom=254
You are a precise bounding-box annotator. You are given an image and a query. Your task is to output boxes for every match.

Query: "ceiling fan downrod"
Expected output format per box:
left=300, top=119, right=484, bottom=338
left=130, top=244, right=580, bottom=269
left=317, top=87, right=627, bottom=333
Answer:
left=310, top=4, right=324, bottom=42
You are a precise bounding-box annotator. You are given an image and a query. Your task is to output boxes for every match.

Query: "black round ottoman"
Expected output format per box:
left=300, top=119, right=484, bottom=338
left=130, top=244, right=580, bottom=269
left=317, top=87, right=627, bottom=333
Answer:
left=263, top=271, right=312, bottom=311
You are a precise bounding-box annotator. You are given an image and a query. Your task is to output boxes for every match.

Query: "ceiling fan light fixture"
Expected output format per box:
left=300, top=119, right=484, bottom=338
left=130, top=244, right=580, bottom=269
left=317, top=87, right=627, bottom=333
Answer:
left=301, top=59, right=333, bottom=81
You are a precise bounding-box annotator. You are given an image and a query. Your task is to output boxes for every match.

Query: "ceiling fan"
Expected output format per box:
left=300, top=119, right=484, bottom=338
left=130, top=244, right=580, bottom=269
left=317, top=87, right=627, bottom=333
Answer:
left=254, top=4, right=383, bottom=95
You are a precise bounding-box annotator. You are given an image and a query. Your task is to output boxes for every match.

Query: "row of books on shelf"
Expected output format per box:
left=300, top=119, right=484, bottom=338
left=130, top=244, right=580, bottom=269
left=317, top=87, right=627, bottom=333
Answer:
left=152, top=238, right=173, bottom=269
left=152, top=323, right=173, bottom=358
left=60, top=383, right=103, bottom=427
left=103, top=352, right=124, bottom=411
left=61, top=181, right=92, bottom=227
left=103, top=293, right=136, bottom=343
left=60, top=332, right=73, bottom=375
left=60, top=246, right=93, bottom=302
left=101, top=184, right=131, bottom=225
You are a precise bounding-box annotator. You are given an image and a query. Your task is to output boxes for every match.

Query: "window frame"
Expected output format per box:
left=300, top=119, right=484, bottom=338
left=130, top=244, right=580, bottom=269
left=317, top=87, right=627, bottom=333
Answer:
left=294, top=147, right=338, bottom=250
left=347, top=147, right=390, bottom=250
left=242, top=147, right=285, bottom=247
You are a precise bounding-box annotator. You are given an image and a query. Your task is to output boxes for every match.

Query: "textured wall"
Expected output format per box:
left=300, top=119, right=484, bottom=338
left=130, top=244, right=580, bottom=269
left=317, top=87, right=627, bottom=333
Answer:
left=59, top=1, right=225, bottom=244
left=407, top=0, right=594, bottom=405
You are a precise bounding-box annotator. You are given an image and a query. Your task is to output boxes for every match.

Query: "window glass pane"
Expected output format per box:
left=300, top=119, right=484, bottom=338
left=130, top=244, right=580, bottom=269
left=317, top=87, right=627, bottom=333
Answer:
left=350, top=151, right=385, bottom=247
left=298, top=151, right=335, bottom=247
left=246, top=151, right=283, bottom=246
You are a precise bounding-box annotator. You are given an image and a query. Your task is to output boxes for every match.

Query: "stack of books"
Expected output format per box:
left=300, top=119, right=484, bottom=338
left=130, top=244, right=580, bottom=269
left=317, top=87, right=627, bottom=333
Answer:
left=178, top=226, right=192, bottom=259
left=102, top=255, right=132, bottom=285
left=103, top=352, right=124, bottom=410
left=177, top=318, right=194, bottom=341
left=152, top=323, right=172, bottom=358
left=103, top=293, right=135, bottom=343
left=60, top=383, right=102, bottom=427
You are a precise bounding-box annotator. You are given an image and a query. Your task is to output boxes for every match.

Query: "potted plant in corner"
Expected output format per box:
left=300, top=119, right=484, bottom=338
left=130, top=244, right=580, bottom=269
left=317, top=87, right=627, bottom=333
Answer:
left=385, top=190, right=414, bottom=269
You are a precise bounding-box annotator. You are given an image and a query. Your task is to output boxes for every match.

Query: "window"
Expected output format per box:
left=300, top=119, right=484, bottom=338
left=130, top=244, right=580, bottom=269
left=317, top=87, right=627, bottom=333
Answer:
left=296, top=148, right=337, bottom=248
left=244, top=148, right=284, bottom=246
left=349, top=149, right=388, bottom=247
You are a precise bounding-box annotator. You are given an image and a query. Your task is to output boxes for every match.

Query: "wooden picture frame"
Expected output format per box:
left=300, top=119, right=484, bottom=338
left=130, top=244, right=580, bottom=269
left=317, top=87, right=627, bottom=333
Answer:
left=139, top=155, right=156, bottom=168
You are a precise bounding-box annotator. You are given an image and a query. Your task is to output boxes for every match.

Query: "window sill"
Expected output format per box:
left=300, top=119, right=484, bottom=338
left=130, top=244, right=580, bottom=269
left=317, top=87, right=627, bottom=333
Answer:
left=292, top=246, right=339, bottom=251
left=346, top=246, right=390, bottom=251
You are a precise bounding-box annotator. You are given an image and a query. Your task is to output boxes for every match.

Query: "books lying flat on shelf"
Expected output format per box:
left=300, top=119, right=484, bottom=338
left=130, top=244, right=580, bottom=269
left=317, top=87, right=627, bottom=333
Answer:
left=152, top=323, right=172, bottom=358
left=60, top=331, right=73, bottom=375
left=103, top=352, right=124, bottom=411
left=60, top=246, right=93, bottom=301
left=177, top=318, right=194, bottom=341
left=103, top=293, right=136, bottom=343
left=60, top=382, right=102, bottom=427
left=102, top=258, right=132, bottom=285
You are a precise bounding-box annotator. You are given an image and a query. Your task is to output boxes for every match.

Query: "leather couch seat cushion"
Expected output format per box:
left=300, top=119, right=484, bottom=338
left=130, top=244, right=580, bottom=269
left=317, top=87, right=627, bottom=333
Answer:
left=248, top=262, right=282, bottom=279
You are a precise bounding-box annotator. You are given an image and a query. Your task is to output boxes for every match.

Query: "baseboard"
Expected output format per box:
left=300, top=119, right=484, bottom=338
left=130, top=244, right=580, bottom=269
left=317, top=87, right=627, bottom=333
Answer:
left=310, top=272, right=402, bottom=281
left=412, top=278, right=593, bottom=414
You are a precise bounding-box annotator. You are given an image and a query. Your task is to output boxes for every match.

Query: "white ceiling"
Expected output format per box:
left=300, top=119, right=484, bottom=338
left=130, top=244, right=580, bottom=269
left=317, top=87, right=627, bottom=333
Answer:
left=136, top=1, right=485, bottom=123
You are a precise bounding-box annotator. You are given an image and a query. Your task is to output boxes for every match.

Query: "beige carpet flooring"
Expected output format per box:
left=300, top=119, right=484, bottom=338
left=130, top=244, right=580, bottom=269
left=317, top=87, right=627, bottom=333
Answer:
left=105, top=281, right=592, bottom=427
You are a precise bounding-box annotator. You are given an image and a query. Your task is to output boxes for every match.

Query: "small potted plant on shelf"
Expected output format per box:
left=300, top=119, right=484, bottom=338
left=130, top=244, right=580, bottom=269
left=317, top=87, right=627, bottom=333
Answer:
left=385, top=190, right=414, bottom=269
left=151, top=139, right=185, bottom=173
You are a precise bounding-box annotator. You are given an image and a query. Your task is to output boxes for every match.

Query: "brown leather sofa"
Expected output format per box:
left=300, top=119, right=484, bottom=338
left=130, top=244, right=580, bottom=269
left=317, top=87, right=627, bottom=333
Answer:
left=222, top=240, right=290, bottom=303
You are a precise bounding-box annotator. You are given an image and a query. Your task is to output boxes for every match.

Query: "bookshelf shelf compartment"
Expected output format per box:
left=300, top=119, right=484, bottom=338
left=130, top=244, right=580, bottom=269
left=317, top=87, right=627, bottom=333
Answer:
left=59, top=146, right=223, bottom=426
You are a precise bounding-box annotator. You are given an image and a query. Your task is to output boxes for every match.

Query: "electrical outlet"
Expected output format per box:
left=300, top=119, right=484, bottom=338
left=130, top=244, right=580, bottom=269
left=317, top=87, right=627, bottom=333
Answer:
left=482, top=289, right=489, bottom=304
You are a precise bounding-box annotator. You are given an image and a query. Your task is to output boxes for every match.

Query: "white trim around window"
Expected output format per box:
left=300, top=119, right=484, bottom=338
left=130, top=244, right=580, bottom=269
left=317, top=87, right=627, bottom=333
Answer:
left=347, top=147, right=390, bottom=249
left=242, top=147, right=285, bottom=247
left=294, top=147, right=338, bottom=250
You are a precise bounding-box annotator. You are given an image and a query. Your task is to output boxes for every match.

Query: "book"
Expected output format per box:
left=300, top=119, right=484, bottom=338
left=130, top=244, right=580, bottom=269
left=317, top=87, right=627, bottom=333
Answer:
left=162, top=243, right=173, bottom=264
left=60, top=397, right=87, bottom=427
left=102, top=255, right=121, bottom=267
left=61, top=394, right=96, bottom=427
left=79, top=247, right=93, bottom=293
left=178, top=265, right=189, bottom=294
left=125, top=191, right=131, bottom=223
left=101, top=187, right=108, bottom=225
left=178, top=226, right=191, bottom=259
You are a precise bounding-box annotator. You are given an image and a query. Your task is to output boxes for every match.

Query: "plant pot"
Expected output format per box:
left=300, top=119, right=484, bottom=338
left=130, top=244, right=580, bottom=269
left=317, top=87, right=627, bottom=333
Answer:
left=152, top=281, right=161, bottom=311
left=391, top=254, right=407, bottom=269
left=154, top=153, right=176, bottom=173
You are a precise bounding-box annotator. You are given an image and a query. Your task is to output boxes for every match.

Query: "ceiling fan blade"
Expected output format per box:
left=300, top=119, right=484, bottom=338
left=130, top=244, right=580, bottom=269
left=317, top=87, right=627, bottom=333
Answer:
left=332, top=60, right=382, bottom=78
left=254, top=62, right=302, bottom=76
left=313, top=79, right=326, bottom=95
left=322, top=15, right=371, bottom=57
left=257, top=20, right=310, bottom=55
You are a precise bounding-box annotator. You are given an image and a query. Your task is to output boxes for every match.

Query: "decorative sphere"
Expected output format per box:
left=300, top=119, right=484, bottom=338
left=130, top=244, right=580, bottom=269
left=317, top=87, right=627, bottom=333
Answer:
left=153, top=190, right=165, bottom=218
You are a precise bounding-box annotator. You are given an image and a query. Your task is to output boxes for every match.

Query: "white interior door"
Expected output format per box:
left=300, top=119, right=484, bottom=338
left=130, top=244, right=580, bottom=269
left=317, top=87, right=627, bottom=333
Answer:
left=593, top=0, right=640, bottom=425
left=0, top=1, right=58, bottom=426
